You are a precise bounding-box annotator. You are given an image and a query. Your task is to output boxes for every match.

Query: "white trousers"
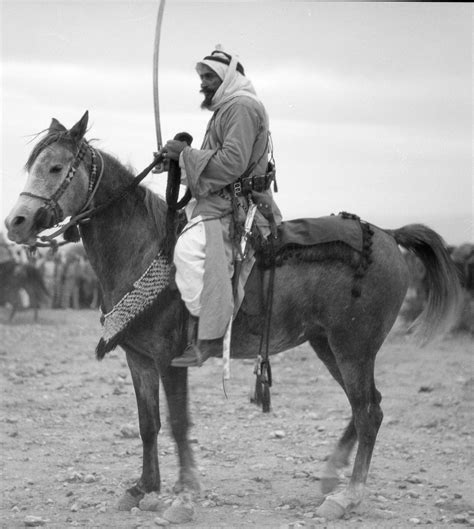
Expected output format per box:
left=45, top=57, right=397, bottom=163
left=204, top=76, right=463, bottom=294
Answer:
left=173, top=214, right=236, bottom=321
left=173, top=216, right=207, bottom=317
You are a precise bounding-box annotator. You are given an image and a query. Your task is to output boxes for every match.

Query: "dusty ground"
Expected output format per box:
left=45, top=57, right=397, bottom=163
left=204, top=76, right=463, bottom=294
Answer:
left=0, top=308, right=472, bottom=529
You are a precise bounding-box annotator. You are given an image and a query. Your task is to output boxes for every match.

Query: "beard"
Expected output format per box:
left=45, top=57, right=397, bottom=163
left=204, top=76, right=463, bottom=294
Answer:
left=200, top=89, right=215, bottom=110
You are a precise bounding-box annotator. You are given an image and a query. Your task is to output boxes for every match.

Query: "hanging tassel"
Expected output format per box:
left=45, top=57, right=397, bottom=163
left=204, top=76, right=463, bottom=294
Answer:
left=251, top=373, right=264, bottom=408
left=250, top=358, right=272, bottom=412
left=261, top=360, right=272, bottom=413
left=262, top=382, right=271, bottom=413
left=250, top=376, right=271, bottom=412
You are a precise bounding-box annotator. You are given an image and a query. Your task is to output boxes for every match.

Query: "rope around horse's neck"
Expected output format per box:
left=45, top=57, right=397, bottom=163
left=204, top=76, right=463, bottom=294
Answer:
left=38, top=153, right=163, bottom=244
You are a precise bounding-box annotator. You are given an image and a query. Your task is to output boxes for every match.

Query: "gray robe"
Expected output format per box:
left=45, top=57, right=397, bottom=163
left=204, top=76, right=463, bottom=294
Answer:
left=181, top=95, right=281, bottom=340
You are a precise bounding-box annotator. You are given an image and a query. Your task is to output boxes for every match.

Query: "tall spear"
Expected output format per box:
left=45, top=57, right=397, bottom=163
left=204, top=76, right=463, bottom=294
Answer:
left=153, top=0, right=166, bottom=173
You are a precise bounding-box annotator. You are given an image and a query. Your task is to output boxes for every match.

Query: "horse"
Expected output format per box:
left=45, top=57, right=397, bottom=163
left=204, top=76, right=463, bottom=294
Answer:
left=0, top=259, right=49, bottom=322
left=4, top=112, right=462, bottom=522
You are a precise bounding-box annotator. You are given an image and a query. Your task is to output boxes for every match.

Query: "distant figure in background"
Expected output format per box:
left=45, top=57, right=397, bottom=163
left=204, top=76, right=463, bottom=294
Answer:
left=450, top=243, right=474, bottom=333
left=0, top=232, right=14, bottom=264
left=0, top=257, right=49, bottom=322
left=78, top=256, right=101, bottom=309
left=60, top=253, right=81, bottom=309
left=39, top=252, right=56, bottom=308
left=52, top=253, right=65, bottom=308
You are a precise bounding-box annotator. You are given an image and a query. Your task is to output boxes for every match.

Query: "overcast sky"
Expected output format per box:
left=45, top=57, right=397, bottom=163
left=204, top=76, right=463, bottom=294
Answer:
left=1, top=1, right=472, bottom=245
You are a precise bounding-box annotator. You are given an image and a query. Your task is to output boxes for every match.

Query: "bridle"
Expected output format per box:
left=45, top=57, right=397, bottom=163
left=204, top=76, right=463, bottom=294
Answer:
left=20, top=140, right=104, bottom=230
left=22, top=137, right=163, bottom=248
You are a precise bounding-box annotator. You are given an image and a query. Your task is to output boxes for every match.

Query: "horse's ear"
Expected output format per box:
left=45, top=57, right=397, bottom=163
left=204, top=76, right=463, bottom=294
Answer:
left=69, top=111, right=89, bottom=143
left=49, top=118, right=67, bottom=133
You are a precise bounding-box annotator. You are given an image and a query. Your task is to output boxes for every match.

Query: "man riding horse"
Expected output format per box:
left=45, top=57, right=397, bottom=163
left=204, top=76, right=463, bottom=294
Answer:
left=163, top=49, right=282, bottom=367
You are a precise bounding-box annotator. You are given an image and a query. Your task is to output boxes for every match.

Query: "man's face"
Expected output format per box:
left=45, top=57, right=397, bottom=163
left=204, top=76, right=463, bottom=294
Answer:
left=198, top=65, right=223, bottom=109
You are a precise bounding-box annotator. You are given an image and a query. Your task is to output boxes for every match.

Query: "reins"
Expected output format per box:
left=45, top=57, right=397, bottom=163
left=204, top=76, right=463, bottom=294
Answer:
left=161, top=132, right=193, bottom=259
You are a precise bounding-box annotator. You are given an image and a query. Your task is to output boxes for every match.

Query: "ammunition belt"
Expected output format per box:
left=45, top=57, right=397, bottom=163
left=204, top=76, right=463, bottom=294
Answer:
left=231, top=170, right=275, bottom=197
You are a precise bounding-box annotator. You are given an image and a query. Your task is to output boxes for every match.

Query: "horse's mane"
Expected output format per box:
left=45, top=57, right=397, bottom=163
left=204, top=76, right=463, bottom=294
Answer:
left=142, top=186, right=168, bottom=238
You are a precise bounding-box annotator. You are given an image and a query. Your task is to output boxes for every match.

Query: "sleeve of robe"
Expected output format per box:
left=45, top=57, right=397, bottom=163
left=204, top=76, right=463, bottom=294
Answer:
left=182, top=101, right=264, bottom=198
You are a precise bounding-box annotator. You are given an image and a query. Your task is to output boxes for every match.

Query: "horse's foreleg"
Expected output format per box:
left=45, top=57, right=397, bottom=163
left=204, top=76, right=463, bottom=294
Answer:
left=316, top=356, right=383, bottom=520
left=117, top=346, right=161, bottom=511
left=160, top=365, right=200, bottom=495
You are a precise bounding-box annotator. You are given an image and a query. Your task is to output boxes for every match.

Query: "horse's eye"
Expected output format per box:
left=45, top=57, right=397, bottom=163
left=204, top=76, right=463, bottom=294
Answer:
left=50, top=165, right=63, bottom=174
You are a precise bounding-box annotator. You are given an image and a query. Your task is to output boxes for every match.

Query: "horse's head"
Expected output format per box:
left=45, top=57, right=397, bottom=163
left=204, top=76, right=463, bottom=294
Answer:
left=5, top=111, right=94, bottom=245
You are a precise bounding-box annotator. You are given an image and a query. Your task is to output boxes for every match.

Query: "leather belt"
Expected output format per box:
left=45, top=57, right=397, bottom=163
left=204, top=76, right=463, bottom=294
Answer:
left=231, top=171, right=275, bottom=197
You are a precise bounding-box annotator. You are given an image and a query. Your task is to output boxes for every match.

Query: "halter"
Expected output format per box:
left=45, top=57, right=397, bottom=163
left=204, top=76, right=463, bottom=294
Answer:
left=20, top=140, right=104, bottom=229
left=19, top=125, right=164, bottom=250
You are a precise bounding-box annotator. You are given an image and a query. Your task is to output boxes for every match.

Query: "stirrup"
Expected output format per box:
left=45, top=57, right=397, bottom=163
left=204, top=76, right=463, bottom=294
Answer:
left=171, top=343, right=205, bottom=368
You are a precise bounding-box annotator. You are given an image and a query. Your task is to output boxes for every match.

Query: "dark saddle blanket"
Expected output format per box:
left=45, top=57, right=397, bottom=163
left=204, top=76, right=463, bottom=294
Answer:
left=242, top=213, right=369, bottom=316
left=272, top=214, right=364, bottom=254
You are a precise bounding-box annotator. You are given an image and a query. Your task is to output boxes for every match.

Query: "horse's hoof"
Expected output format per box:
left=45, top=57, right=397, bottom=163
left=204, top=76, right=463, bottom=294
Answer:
left=163, top=495, right=195, bottom=524
left=320, top=476, right=340, bottom=495
left=139, top=491, right=165, bottom=512
left=315, top=497, right=347, bottom=520
left=116, top=490, right=142, bottom=511
left=174, top=470, right=201, bottom=495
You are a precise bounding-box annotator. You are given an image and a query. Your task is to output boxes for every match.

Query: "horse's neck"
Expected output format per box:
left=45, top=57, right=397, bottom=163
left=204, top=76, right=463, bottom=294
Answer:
left=80, top=151, right=167, bottom=310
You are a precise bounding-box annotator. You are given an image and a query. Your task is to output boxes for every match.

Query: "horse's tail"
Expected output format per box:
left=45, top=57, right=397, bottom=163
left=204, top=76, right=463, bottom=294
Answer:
left=390, top=224, right=463, bottom=343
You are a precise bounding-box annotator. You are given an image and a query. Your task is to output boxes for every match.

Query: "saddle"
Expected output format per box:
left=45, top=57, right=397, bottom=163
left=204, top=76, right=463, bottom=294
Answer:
left=240, top=212, right=374, bottom=318
left=259, top=213, right=365, bottom=261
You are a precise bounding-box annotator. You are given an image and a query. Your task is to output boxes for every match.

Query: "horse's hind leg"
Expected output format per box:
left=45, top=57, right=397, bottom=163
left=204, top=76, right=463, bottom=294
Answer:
left=309, top=336, right=357, bottom=494
left=160, top=365, right=200, bottom=495
left=317, top=348, right=383, bottom=520
left=117, top=345, right=162, bottom=511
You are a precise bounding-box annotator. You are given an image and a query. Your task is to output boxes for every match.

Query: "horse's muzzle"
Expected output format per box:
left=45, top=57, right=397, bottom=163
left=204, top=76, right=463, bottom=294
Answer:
left=33, top=206, right=57, bottom=233
left=4, top=205, right=52, bottom=245
left=5, top=213, right=32, bottom=244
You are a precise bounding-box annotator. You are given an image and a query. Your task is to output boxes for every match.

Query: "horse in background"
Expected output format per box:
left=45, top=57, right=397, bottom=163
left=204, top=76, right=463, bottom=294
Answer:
left=0, top=260, right=49, bottom=322
left=4, top=112, right=462, bottom=522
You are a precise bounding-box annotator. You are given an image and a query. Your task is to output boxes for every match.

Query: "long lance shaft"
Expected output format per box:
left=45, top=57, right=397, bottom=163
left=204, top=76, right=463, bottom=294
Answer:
left=153, top=0, right=166, bottom=171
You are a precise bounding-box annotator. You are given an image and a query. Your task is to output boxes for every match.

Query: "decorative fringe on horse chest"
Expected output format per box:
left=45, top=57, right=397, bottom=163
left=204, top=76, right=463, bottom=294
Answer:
left=96, top=251, right=171, bottom=358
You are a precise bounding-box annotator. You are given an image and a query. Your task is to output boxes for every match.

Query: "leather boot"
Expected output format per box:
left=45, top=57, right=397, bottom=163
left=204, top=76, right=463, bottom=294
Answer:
left=171, top=315, right=223, bottom=368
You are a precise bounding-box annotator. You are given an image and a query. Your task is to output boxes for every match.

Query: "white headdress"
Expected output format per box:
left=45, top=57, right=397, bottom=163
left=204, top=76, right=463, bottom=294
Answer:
left=196, top=49, right=260, bottom=111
